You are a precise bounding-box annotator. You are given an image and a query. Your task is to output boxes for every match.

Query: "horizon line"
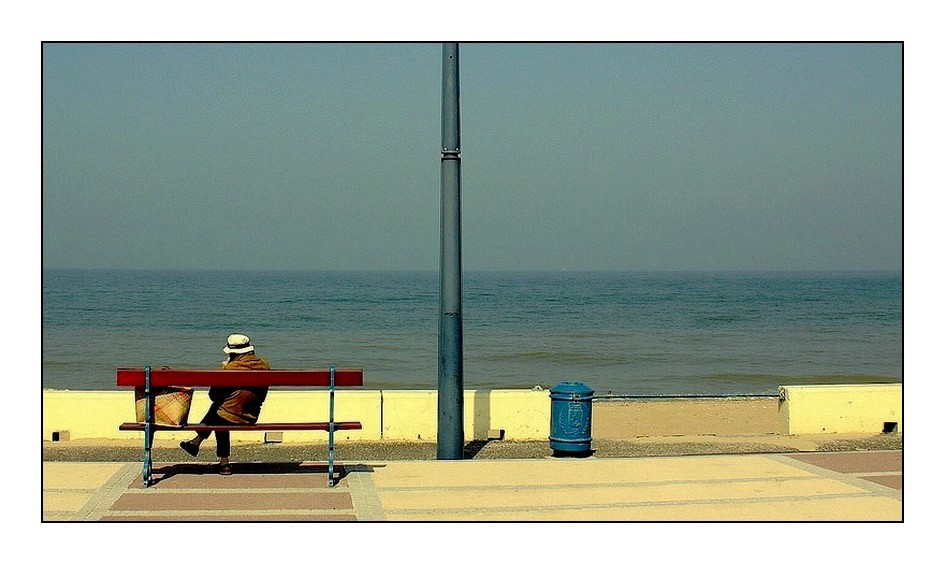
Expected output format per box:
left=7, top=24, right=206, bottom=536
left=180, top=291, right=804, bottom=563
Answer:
left=41, top=266, right=904, bottom=274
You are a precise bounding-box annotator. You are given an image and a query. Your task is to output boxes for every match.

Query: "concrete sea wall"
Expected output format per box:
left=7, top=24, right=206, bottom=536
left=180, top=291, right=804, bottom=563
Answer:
left=778, top=384, right=902, bottom=435
left=42, top=389, right=550, bottom=443
left=42, top=383, right=902, bottom=443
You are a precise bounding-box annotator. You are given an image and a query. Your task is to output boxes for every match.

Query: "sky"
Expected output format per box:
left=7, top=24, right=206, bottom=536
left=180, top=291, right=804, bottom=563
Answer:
left=41, top=41, right=903, bottom=272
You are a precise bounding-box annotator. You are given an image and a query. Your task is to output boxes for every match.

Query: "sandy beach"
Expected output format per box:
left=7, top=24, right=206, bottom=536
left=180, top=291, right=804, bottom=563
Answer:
left=592, top=397, right=780, bottom=438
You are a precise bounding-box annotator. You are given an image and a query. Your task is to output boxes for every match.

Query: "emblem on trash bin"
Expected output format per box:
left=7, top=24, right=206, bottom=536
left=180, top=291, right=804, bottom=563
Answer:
left=558, top=401, right=590, bottom=437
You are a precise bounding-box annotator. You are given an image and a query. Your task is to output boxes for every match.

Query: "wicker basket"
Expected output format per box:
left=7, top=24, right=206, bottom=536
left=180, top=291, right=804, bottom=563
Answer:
left=135, top=386, right=194, bottom=426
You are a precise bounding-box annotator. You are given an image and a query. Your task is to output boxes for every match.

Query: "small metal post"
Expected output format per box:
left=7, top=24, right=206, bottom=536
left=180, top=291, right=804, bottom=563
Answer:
left=143, top=364, right=153, bottom=488
left=328, top=364, right=336, bottom=486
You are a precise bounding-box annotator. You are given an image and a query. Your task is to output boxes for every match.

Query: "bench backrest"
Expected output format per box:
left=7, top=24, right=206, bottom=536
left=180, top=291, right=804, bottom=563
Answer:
left=116, top=368, right=363, bottom=388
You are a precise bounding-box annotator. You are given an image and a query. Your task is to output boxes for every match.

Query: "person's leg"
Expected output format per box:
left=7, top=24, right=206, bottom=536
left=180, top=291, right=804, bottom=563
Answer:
left=216, top=430, right=232, bottom=475
left=215, top=430, right=230, bottom=458
left=180, top=408, right=233, bottom=474
left=199, top=411, right=233, bottom=473
left=180, top=406, right=220, bottom=456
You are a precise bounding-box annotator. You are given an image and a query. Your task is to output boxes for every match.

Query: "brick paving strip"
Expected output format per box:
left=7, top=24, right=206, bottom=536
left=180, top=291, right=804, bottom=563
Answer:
left=780, top=451, right=903, bottom=495
left=77, top=463, right=142, bottom=521
left=43, top=461, right=385, bottom=522
left=346, top=464, right=387, bottom=521
left=42, top=463, right=140, bottom=522
left=98, top=462, right=361, bottom=521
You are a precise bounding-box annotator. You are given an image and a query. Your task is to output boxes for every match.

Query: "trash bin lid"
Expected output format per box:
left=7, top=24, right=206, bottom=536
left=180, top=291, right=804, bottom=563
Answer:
left=550, top=381, right=594, bottom=396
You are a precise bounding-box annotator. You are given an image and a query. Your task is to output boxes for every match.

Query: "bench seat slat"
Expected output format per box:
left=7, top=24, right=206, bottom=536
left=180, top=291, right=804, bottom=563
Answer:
left=119, top=422, right=363, bottom=432
left=116, top=368, right=363, bottom=387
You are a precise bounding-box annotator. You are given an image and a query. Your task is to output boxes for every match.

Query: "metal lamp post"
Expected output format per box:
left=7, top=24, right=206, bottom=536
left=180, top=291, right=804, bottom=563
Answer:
left=437, top=42, right=464, bottom=460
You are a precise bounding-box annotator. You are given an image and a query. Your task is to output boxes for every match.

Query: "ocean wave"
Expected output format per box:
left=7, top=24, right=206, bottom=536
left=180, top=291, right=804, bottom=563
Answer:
left=703, top=373, right=902, bottom=385
left=481, top=350, right=632, bottom=366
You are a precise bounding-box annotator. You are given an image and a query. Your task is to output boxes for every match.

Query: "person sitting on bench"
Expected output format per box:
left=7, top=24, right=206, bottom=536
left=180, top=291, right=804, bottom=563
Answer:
left=179, top=333, right=271, bottom=475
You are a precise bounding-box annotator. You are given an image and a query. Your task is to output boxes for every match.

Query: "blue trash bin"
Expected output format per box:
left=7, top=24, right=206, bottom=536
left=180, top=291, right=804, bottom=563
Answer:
left=549, top=381, right=594, bottom=456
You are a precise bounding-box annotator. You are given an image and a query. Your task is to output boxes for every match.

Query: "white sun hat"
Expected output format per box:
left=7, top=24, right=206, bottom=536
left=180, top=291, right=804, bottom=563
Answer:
left=223, top=333, right=255, bottom=355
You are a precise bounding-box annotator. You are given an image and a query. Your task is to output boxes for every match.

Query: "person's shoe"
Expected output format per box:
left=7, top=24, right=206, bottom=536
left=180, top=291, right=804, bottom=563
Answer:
left=219, top=463, right=233, bottom=476
left=179, top=441, right=199, bottom=457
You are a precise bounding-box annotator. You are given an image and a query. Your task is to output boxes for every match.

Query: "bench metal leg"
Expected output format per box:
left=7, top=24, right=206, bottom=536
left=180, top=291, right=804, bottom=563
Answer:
left=328, top=365, right=336, bottom=487
left=143, top=427, right=154, bottom=488
left=142, top=364, right=154, bottom=488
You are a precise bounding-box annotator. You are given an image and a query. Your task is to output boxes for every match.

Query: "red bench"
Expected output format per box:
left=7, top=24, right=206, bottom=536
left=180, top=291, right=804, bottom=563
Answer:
left=117, top=365, right=363, bottom=487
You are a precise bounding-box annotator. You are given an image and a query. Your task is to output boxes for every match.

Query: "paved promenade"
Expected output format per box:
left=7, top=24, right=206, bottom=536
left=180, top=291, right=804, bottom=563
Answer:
left=43, top=449, right=901, bottom=521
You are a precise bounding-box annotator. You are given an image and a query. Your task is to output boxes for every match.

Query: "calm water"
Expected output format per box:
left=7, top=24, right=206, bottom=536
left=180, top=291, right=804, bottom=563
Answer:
left=42, top=269, right=903, bottom=395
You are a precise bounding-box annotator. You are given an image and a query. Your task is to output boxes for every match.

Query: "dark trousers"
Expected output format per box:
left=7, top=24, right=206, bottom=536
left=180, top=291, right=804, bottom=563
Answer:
left=196, top=406, right=231, bottom=458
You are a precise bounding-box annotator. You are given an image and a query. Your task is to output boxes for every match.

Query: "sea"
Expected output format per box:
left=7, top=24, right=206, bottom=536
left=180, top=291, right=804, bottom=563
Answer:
left=41, top=269, right=903, bottom=397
